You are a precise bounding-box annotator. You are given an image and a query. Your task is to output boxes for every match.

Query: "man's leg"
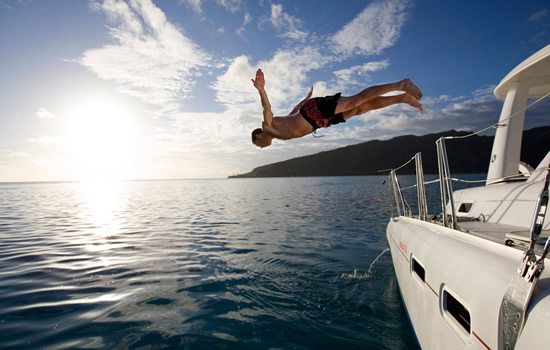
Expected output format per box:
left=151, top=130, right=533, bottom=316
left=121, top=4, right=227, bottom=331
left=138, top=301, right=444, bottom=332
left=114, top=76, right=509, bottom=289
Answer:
left=341, top=93, right=423, bottom=120
left=335, top=79, right=422, bottom=115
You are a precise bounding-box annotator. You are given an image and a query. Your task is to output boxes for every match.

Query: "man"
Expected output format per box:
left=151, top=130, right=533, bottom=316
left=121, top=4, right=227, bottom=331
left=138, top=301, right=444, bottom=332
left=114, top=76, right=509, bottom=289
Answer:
left=251, top=68, right=423, bottom=148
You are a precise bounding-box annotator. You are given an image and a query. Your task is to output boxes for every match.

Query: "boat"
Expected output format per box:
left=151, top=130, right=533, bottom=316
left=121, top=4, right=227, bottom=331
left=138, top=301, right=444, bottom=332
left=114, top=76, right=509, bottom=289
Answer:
left=386, top=44, right=550, bottom=349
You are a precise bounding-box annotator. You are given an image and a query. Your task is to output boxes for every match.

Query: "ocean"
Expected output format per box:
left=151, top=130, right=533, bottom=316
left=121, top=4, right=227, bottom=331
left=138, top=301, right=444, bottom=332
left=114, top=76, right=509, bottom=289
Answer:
left=0, top=175, right=481, bottom=349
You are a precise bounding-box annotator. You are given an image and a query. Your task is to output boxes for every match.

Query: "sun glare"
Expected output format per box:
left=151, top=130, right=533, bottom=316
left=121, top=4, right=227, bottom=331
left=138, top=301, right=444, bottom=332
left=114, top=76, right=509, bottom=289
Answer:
left=64, top=99, right=141, bottom=183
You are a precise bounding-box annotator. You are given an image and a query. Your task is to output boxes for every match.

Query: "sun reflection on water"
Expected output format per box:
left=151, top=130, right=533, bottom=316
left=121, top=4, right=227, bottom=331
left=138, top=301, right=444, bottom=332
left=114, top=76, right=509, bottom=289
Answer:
left=77, top=179, right=128, bottom=253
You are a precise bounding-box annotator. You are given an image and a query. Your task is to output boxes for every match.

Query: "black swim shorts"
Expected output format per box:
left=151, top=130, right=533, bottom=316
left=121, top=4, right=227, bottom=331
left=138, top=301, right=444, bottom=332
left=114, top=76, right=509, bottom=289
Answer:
left=299, top=93, right=345, bottom=129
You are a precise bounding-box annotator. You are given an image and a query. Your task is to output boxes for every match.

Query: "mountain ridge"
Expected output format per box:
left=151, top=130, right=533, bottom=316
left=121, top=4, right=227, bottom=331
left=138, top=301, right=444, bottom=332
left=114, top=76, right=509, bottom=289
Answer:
left=230, top=127, right=550, bottom=178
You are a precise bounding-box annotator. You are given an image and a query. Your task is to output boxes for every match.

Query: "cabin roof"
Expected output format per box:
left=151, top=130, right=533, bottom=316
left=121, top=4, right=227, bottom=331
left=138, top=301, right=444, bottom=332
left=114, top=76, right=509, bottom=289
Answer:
left=495, top=44, right=550, bottom=99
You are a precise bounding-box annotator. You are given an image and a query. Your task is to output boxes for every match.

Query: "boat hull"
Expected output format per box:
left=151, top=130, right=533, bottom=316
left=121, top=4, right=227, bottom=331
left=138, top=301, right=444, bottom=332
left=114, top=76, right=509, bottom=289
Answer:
left=387, top=216, right=550, bottom=349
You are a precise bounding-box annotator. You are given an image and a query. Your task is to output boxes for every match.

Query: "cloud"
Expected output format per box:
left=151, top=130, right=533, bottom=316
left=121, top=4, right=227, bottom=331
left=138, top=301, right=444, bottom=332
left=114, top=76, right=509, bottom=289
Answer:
left=218, top=0, right=241, bottom=13
left=324, top=86, right=550, bottom=147
left=78, top=0, right=211, bottom=108
left=212, top=55, right=257, bottom=106
left=148, top=106, right=268, bottom=177
left=332, top=60, right=390, bottom=87
left=257, top=48, right=331, bottom=104
left=178, top=0, right=242, bottom=14
left=212, top=47, right=332, bottom=111
left=527, top=9, right=550, bottom=45
left=351, top=91, right=498, bottom=138
left=331, top=0, right=410, bottom=56
left=528, top=9, right=549, bottom=22
left=236, top=12, right=252, bottom=38
left=7, top=152, right=29, bottom=158
left=214, top=0, right=413, bottom=115
left=35, top=107, right=56, bottom=119
left=179, top=0, right=201, bottom=13
left=26, top=136, right=65, bottom=146
left=0, top=1, right=13, bottom=10
left=269, top=3, right=307, bottom=41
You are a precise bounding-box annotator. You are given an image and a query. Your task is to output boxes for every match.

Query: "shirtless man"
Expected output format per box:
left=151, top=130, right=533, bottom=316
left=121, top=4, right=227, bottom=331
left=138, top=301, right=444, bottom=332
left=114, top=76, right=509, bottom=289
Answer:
left=251, top=68, right=424, bottom=148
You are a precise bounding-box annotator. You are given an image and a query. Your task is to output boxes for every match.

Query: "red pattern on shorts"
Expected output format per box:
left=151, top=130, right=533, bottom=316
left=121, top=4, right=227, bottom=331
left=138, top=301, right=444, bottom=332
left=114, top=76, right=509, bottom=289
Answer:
left=302, top=99, right=329, bottom=128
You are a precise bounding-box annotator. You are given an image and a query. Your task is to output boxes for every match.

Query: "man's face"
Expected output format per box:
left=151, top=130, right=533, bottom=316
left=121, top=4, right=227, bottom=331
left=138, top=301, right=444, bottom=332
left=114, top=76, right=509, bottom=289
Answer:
left=253, top=132, right=271, bottom=148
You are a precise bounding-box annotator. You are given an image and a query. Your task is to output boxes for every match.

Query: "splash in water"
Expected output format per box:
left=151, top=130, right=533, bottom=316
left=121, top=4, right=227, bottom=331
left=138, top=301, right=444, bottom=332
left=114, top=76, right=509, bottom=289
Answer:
left=342, top=247, right=390, bottom=280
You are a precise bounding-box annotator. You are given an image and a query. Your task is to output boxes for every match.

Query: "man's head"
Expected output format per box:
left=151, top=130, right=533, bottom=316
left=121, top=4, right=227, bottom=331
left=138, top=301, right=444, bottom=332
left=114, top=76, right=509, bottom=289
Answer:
left=251, top=128, right=272, bottom=148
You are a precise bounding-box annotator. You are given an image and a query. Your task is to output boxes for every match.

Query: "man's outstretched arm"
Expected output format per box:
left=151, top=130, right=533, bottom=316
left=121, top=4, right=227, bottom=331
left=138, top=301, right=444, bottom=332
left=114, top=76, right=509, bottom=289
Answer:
left=290, top=86, right=313, bottom=115
left=251, top=69, right=274, bottom=129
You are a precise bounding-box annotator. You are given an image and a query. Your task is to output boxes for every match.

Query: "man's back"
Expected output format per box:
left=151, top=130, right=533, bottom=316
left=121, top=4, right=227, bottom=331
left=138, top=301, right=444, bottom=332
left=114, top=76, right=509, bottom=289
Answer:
left=268, top=113, right=315, bottom=140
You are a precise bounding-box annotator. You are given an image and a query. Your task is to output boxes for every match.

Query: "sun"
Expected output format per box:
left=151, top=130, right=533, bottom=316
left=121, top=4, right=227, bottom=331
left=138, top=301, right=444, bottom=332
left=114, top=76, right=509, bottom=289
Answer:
left=64, top=99, right=141, bottom=183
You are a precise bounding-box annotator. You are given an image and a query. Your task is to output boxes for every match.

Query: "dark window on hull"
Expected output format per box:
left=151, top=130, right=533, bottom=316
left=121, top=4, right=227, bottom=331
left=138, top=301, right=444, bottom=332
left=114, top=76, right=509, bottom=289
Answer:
left=412, top=258, right=425, bottom=282
left=444, top=291, right=471, bottom=333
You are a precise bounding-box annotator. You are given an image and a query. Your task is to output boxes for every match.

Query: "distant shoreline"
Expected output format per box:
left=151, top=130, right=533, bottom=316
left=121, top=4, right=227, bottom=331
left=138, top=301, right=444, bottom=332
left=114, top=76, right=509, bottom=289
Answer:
left=230, top=127, right=550, bottom=178
left=0, top=173, right=493, bottom=185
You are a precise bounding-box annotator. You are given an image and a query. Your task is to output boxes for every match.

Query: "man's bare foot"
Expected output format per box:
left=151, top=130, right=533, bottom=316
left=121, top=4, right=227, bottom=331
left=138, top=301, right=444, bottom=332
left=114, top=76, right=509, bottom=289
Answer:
left=401, top=78, right=423, bottom=99
left=403, top=92, right=424, bottom=114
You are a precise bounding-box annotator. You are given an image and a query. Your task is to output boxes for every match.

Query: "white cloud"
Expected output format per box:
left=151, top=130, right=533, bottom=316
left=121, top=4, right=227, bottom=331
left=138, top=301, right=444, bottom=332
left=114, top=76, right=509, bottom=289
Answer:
left=333, top=60, right=390, bottom=87
left=331, top=0, right=410, bottom=56
left=212, top=47, right=332, bottom=112
left=212, top=55, right=257, bottom=106
left=78, top=0, right=211, bottom=108
left=269, top=4, right=288, bottom=28
left=179, top=0, right=202, bottom=13
left=269, top=3, right=307, bottom=41
left=323, top=88, right=511, bottom=144
left=149, top=106, right=268, bottom=177
left=218, top=0, right=241, bottom=12
left=257, top=48, right=330, bottom=106
left=7, top=152, right=29, bottom=158
left=236, top=12, right=252, bottom=38
left=26, top=136, right=64, bottom=146
left=35, top=107, right=56, bottom=119
left=178, top=0, right=241, bottom=14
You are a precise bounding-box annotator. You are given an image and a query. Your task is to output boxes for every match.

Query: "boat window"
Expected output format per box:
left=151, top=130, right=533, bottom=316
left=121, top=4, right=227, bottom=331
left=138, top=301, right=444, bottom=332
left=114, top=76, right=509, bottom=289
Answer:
left=458, top=202, right=473, bottom=213
left=444, top=290, right=471, bottom=334
left=412, top=257, right=425, bottom=282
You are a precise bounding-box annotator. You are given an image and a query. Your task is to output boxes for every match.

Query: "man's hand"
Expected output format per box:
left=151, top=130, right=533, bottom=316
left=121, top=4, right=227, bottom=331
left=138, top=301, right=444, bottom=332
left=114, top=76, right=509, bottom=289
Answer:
left=251, top=69, right=265, bottom=91
left=305, top=86, right=313, bottom=100
left=289, top=86, right=314, bottom=115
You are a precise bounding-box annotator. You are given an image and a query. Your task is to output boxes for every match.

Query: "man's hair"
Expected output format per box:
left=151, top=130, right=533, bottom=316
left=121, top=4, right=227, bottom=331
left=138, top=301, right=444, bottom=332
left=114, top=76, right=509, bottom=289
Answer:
left=251, top=128, right=263, bottom=143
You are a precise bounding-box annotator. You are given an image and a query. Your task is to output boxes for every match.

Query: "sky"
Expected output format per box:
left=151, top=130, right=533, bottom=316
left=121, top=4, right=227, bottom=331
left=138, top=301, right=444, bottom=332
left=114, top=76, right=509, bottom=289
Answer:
left=0, top=0, right=549, bottom=182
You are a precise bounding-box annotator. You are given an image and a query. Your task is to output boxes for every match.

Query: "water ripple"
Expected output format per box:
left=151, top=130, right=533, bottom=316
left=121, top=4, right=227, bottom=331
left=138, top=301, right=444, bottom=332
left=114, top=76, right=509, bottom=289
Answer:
left=0, top=178, right=427, bottom=349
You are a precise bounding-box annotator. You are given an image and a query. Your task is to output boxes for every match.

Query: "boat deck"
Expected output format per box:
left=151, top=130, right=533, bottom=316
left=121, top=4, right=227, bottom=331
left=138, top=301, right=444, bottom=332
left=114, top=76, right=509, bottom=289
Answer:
left=457, top=220, right=549, bottom=253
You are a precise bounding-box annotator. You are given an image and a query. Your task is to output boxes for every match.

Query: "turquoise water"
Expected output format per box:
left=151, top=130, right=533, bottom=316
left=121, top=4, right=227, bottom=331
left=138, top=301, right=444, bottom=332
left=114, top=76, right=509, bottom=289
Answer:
left=0, top=176, right=481, bottom=349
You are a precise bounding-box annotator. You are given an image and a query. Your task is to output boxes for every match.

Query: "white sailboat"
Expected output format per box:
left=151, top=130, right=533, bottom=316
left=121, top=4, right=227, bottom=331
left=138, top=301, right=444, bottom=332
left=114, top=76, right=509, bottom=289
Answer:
left=386, top=44, right=550, bottom=349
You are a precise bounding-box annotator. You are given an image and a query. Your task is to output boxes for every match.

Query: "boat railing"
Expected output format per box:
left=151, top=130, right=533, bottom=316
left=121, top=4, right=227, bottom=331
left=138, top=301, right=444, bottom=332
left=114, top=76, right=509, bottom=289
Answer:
left=436, top=137, right=458, bottom=229
left=386, top=150, right=550, bottom=226
left=386, top=153, right=426, bottom=222
left=385, top=89, right=550, bottom=228
left=389, top=168, right=411, bottom=217
left=386, top=143, right=463, bottom=228
left=415, top=153, right=428, bottom=221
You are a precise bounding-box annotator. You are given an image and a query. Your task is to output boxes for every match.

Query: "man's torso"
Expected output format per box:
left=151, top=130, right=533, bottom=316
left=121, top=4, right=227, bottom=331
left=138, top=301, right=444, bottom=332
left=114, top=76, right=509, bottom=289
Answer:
left=270, top=113, right=314, bottom=140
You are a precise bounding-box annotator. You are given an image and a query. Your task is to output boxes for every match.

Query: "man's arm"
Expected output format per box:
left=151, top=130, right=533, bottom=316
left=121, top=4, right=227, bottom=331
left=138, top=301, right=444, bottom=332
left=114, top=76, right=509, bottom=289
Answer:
left=290, top=86, right=313, bottom=115
left=258, top=89, right=274, bottom=128
left=252, top=69, right=275, bottom=129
